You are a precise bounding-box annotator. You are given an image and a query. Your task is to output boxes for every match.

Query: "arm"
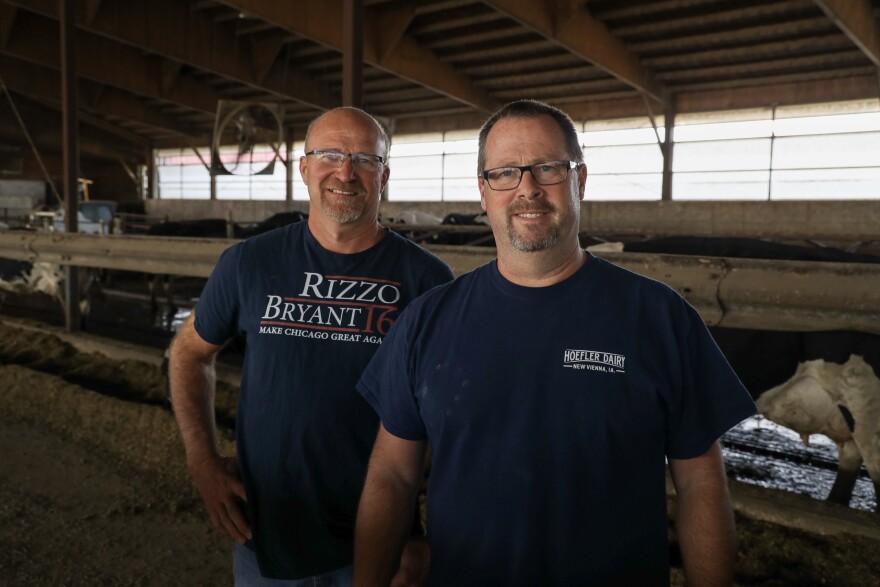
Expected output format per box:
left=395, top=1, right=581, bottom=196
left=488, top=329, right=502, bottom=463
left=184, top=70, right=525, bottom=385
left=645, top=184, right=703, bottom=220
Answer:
left=668, top=441, right=736, bottom=587
left=169, top=311, right=251, bottom=544
left=390, top=536, right=430, bottom=587
left=354, top=424, right=426, bottom=587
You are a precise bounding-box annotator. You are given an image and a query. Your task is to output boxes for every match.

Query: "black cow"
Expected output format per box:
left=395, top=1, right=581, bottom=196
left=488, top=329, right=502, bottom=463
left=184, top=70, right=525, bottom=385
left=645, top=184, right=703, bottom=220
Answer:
left=240, top=211, right=308, bottom=238
left=147, top=218, right=242, bottom=239
left=423, top=211, right=493, bottom=246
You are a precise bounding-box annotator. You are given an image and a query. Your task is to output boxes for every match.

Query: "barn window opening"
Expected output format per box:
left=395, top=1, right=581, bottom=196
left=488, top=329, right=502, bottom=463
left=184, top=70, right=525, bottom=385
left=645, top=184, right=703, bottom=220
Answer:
left=153, top=99, right=880, bottom=202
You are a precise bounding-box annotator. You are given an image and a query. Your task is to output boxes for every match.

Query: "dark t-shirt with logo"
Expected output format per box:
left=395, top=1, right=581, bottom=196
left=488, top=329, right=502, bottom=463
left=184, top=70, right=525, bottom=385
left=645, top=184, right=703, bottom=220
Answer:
left=195, top=222, right=453, bottom=579
left=358, top=253, right=756, bottom=586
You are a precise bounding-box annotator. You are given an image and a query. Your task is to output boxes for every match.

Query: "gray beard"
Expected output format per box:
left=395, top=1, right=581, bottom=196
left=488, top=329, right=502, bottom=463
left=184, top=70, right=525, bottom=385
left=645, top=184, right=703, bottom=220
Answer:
left=321, top=197, right=364, bottom=224
left=507, top=222, right=560, bottom=252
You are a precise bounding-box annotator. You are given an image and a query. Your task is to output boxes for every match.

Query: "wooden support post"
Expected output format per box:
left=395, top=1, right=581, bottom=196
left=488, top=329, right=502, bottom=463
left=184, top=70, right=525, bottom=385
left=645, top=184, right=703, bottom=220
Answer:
left=343, top=0, right=363, bottom=108
left=60, top=0, right=80, bottom=332
left=661, top=98, right=675, bottom=201
left=286, top=127, right=293, bottom=202
left=145, top=143, right=155, bottom=199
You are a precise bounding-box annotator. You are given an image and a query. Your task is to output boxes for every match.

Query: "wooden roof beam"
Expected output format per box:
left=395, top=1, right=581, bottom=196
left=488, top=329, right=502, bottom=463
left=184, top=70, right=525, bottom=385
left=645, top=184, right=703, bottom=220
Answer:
left=392, top=72, right=880, bottom=134
left=481, top=0, right=665, bottom=103
left=5, top=0, right=336, bottom=110
left=83, top=0, right=102, bottom=25
left=813, top=0, right=880, bottom=67
left=0, top=100, right=143, bottom=160
left=657, top=52, right=866, bottom=83
left=676, top=73, right=880, bottom=113
left=0, top=3, right=15, bottom=49
left=369, top=3, right=415, bottom=64
left=160, top=59, right=183, bottom=96
left=250, top=35, right=287, bottom=84
left=214, top=0, right=499, bottom=112
left=0, top=11, right=219, bottom=115
left=0, top=54, right=207, bottom=139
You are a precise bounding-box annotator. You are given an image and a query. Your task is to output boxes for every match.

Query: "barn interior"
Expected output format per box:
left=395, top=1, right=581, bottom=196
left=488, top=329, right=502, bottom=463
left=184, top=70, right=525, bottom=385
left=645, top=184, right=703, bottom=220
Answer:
left=1, top=1, right=880, bottom=585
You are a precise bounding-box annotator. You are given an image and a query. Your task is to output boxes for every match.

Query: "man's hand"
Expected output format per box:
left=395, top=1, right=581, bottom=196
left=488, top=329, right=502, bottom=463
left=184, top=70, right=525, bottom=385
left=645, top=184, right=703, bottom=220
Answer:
left=170, top=314, right=249, bottom=542
left=390, top=536, right=430, bottom=587
left=189, top=454, right=252, bottom=544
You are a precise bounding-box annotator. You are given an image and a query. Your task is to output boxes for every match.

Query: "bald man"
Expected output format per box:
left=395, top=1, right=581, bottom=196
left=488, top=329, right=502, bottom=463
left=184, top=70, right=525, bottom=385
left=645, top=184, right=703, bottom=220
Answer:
left=170, top=107, right=453, bottom=585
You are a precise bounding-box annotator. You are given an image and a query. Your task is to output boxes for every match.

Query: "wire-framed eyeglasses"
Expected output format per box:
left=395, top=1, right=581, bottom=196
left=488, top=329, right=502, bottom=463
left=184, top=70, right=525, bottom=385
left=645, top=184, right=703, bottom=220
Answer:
left=480, top=160, right=579, bottom=191
left=305, top=150, right=385, bottom=172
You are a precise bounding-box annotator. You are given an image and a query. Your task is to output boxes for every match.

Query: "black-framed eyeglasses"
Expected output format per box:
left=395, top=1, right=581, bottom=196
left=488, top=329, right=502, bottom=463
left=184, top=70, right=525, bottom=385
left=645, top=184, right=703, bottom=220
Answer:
left=305, top=150, right=385, bottom=172
left=480, top=160, right=579, bottom=191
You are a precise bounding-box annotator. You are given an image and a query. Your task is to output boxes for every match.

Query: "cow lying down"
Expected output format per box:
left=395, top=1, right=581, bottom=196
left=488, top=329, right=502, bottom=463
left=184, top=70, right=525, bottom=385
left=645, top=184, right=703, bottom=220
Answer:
left=0, top=261, right=94, bottom=315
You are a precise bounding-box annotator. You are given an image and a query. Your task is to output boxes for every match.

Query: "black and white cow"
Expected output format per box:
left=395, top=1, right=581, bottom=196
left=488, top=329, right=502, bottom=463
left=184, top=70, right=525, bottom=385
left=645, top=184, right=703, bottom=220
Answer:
left=1, top=251, right=99, bottom=319
left=711, top=327, right=880, bottom=506
left=621, top=237, right=880, bottom=508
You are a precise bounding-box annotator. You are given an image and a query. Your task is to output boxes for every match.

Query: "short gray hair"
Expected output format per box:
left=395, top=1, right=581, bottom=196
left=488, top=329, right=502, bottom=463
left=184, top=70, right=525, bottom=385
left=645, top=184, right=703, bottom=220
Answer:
left=477, top=100, right=583, bottom=172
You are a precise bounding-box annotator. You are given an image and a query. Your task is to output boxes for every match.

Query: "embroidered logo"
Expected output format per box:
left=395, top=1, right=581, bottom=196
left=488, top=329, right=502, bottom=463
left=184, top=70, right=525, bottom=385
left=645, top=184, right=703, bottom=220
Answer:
left=562, top=349, right=626, bottom=374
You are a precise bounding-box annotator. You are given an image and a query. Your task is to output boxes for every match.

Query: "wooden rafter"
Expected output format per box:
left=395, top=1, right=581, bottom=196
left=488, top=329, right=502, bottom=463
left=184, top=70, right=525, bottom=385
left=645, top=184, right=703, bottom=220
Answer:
left=0, top=3, right=15, bottom=49
left=0, top=11, right=219, bottom=115
left=4, top=0, right=337, bottom=110
left=813, top=0, right=880, bottom=67
left=481, top=0, right=664, bottom=102
left=368, top=3, right=415, bottom=64
left=213, top=0, right=499, bottom=112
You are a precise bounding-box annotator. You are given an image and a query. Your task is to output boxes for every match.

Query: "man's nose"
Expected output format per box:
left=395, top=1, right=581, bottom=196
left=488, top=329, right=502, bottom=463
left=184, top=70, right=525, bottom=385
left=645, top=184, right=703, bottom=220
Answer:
left=335, top=156, right=357, bottom=181
left=517, top=168, right=543, bottom=199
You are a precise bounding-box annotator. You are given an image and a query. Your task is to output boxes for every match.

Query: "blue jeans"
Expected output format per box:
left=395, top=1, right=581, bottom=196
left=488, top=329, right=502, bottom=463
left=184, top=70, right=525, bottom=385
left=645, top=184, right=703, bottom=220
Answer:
left=233, top=544, right=353, bottom=587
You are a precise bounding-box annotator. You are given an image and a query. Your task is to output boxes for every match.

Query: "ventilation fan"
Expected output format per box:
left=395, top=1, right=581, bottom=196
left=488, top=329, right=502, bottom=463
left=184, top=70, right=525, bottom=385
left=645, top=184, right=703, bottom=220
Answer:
left=211, top=101, right=284, bottom=176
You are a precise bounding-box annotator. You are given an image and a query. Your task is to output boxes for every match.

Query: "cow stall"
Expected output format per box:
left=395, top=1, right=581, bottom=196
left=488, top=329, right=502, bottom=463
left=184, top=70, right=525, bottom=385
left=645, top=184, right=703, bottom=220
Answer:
left=0, top=231, right=878, bottom=522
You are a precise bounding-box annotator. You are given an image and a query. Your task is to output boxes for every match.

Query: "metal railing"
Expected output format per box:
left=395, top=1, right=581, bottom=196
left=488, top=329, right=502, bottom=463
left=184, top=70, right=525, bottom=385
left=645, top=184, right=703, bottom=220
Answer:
left=1, top=231, right=878, bottom=334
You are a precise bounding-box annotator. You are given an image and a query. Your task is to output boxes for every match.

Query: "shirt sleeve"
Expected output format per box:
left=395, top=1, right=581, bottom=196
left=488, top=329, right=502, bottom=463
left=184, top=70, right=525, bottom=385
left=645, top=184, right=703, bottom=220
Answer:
left=357, top=305, right=427, bottom=441
left=193, top=244, right=242, bottom=346
left=665, top=301, right=757, bottom=459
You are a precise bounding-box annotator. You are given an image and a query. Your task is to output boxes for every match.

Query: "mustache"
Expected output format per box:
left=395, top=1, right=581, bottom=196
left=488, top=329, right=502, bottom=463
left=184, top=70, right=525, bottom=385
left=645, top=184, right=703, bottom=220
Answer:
left=322, top=180, right=364, bottom=193
left=508, top=204, right=553, bottom=215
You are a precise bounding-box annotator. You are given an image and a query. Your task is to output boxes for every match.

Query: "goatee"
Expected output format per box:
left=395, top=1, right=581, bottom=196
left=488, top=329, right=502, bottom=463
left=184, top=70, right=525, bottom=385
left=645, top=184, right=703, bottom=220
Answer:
left=322, top=198, right=364, bottom=224
left=506, top=205, right=558, bottom=252
left=508, top=223, right=559, bottom=251
left=320, top=183, right=365, bottom=224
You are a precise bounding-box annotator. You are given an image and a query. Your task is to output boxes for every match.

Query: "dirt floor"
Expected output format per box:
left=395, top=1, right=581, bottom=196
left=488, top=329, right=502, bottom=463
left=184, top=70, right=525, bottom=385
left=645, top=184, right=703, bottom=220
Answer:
left=0, top=319, right=878, bottom=586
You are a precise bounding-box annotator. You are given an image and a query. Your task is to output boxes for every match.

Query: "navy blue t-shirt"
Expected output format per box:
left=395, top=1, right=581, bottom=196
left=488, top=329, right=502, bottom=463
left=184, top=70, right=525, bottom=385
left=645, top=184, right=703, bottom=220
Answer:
left=195, top=222, right=453, bottom=579
left=358, top=254, right=756, bottom=586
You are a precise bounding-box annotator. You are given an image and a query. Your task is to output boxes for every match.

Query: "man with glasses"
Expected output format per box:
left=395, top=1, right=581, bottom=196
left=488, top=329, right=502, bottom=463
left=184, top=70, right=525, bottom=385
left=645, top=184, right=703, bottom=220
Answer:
left=170, top=107, right=453, bottom=585
left=353, top=100, right=755, bottom=586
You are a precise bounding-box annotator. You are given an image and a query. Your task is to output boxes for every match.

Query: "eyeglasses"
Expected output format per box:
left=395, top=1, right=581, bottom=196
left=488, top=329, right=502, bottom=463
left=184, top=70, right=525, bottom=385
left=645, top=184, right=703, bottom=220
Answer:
left=480, top=160, right=579, bottom=191
left=305, top=150, right=385, bottom=172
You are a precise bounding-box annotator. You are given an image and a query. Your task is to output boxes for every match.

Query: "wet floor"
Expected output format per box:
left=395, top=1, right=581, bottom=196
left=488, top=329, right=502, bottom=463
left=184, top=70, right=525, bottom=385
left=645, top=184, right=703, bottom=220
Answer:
left=723, top=415, right=876, bottom=511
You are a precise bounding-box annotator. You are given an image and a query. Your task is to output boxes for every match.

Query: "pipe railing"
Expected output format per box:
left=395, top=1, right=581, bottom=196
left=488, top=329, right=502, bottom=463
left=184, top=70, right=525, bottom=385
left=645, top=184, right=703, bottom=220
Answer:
left=1, top=232, right=878, bottom=334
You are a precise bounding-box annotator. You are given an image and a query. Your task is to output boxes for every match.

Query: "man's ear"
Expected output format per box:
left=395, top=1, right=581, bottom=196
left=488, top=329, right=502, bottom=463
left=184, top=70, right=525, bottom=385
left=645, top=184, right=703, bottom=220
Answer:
left=381, top=164, right=390, bottom=191
left=479, top=178, right=488, bottom=212
left=577, top=164, right=588, bottom=200
left=299, top=155, right=308, bottom=182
